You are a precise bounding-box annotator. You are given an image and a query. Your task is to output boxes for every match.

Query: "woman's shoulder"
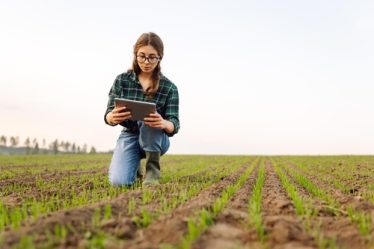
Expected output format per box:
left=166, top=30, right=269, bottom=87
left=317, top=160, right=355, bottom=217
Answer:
left=160, top=74, right=178, bottom=91
left=112, top=70, right=137, bottom=89
left=115, top=70, right=136, bottom=82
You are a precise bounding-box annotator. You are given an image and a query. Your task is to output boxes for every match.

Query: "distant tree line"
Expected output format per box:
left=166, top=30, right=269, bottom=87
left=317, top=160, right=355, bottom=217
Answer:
left=0, top=135, right=97, bottom=154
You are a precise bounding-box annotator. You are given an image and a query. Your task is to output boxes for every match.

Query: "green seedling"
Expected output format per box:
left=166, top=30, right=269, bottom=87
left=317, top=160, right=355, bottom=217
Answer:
left=91, top=207, right=101, bottom=228
left=248, top=163, right=265, bottom=241
left=54, top=224, right=67, bottom=241
left=12, top=235, right=36, bottom=249
left=347, top=207, right=372, bottom=236
left=133, top=208, right=153, bottom=228
left=104, top=203, right=112, bottom=220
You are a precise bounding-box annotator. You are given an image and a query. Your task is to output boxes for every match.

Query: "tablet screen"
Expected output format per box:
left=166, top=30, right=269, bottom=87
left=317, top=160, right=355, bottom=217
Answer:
left=114, top=98, right=156, bottom=121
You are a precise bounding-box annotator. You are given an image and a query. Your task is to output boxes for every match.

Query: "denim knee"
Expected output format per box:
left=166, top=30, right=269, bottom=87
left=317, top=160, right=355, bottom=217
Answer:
left=138, top=121, right=170, bottom=153
left=108, top=132, right=141, bottom=186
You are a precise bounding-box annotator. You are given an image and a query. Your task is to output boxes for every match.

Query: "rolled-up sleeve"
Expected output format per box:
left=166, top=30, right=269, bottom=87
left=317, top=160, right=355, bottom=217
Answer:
left=165, top=85, right=180, bottom=137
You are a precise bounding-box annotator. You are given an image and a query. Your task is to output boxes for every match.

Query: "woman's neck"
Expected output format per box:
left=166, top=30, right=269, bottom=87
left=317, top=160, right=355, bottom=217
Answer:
left=139, top=71, right=153, bottom=79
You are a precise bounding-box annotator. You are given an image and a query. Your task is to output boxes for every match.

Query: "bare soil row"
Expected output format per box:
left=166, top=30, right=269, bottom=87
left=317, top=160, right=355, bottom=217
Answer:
left=286, top=162, right=374, bottom=213
left=0, top=161, right=252, bottom=249
left=279, top=161, right=372, bottom=249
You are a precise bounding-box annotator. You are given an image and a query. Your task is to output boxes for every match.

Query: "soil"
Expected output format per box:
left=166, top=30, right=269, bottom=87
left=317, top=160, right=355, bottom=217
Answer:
left=0, top=158, right=110, bottom=170
left=261, top=160, right=316, bottom=249
left=1, top=157, right=373, bottom=249
left=191, top=159, right=261, bottom=249
left=122, top=162, right=252, bottom=249
left=282, top=162, right=372, bottom=249
left=192, top=160, right=316, bottom=249
left=0, top=161, right=251, bottom=249
left=287, top=162, right=374, bottom=213
left=0, top=167, right=107, bottom=188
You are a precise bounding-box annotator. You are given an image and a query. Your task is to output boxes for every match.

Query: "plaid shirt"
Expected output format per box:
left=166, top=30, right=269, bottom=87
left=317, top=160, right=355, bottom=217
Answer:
left=104, top=70, right=180, bottom=137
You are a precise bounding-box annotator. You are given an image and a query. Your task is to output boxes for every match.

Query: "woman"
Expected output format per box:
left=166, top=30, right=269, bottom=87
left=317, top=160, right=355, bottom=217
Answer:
left=104, top=32, right=179, bottom=186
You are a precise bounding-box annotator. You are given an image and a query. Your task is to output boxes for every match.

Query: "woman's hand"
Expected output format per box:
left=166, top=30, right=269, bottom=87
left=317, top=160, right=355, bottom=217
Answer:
left=144, top=113, right=166, bottom=129
left=106, top=106, right=132, bottom=125
left=144, top=113, right=175, bottom=134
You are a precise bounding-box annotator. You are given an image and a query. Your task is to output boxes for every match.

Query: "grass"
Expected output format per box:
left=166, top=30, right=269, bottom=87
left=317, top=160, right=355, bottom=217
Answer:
left=248, top=161, right=266, bottom=240
left=1, top=155, right=374, bottom=249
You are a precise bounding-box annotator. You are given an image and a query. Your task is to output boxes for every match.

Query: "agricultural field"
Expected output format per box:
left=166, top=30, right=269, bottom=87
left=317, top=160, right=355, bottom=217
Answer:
left=0, top=154, right=374, bottom=249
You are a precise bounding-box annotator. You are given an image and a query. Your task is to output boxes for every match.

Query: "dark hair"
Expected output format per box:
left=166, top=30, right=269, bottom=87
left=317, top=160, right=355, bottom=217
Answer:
left=129, top=32, right=164, bottom=97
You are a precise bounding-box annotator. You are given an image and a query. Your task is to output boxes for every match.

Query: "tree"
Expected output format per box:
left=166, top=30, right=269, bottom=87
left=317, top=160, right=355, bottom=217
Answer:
left=10, top=136, right=18, bottom=147
left=42, top=138, right=46, bottom=149
left=64, top=141, right=71, bottom=153
left=32, top=138, right=37, bottom=147
left=33, top=142, right=39, bottom=154
left=89, top=146, right=97, bottom=154
left=71, top=143, right=76, bottom=153
left=51, top=139, right=59, bottom=154
left=0, top=135, right=6, bottom=146
left=59, top=141, right=65, bottom=152
left=15, top=136, right=20, bottom=147
left=24, top=137, right=31, bottom=154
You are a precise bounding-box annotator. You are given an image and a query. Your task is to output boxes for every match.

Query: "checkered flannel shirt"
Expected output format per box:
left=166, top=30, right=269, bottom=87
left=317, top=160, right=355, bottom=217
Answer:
left=104, top=70, right=180, bottom=137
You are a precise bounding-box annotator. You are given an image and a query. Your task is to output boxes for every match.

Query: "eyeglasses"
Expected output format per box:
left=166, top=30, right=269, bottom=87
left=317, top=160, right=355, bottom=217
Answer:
left=136, top=55, right=160, bottom=64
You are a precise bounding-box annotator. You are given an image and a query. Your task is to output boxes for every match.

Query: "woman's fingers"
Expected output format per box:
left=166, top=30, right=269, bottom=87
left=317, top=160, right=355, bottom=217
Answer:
left=144, top=114, right=161, bottom=122
left=148, top=113, right=161, bottom=118
left=144, top=120, right=162, bottom=128
left=111, top=107, right=132, bottom=123
left=114, top=111, right=131, bottom=118
left=144, top=112, right=163, bottom=128
left=144, top=120, right=160, bottom=124
left=118, top=106, right=127, bottom=111
left=112, top=110, right=162, bottom=126
left=144, top=117, right=158, bottom=122
left=112, top=106, right=127, bottom=114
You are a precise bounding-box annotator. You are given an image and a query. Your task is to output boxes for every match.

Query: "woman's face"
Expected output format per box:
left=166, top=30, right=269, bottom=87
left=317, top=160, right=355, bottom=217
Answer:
left=136, top=45, right=160, bottom=74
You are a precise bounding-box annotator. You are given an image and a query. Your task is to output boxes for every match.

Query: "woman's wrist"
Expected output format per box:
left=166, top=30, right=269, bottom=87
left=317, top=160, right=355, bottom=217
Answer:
left=106, top=112, right=116, bottom=125
left=162, top=120, right=174, bottom=134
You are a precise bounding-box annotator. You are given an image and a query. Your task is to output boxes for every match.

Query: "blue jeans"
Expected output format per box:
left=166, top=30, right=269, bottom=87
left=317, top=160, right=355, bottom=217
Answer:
left=109, top=121, right=170, bottom=186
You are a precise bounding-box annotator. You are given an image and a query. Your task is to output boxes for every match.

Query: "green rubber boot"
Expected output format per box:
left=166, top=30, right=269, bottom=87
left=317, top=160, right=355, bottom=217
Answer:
left=136, top=163, right=143, bottom=181
left=143, top=151, right=161, bottom=186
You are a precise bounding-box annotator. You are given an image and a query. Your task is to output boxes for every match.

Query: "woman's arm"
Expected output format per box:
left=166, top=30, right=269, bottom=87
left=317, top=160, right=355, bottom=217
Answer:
left=144, top=84, right=179, bottom=136
left=104, top=76, right=121, bottom=126
left=164, top=85, right=180, bottom=136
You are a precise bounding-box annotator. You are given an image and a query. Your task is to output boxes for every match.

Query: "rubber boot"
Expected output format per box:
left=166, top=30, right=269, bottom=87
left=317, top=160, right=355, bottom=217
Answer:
left=143, top=151, right=161, bottom=186
left=136, top=163, right=143, bottom=181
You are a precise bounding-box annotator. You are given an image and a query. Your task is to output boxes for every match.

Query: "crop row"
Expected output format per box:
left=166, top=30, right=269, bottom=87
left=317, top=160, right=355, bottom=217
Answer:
left=0, top=156, right=254, bottom=248
left=179, top=158, right=261, bottom=249
left=280, top=156, right=374, bottom=204
left=0, top=154, right=111, bottom=167
left=0, top=156, right=244, bottom=232
left=271, top=157, right=373, bottom=248
left=2, top=155, right=373, bottom=249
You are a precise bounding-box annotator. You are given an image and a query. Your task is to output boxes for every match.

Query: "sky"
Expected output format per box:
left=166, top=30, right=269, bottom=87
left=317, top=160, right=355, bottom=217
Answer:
left=1, top=0, right=374, bottom=155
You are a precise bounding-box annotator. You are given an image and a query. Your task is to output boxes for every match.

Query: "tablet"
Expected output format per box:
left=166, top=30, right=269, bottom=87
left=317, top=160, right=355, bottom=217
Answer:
left=114, top=98, right=156, bottom=121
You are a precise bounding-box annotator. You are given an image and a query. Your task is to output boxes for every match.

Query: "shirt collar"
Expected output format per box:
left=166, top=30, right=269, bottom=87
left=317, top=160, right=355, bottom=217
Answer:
left=129, top=70, right=165, bottom=83
left=129, top=70, right=137, bottom=82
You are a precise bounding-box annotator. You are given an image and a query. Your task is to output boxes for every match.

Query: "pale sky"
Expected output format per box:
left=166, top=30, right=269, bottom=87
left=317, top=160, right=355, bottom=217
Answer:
left=1, top=0, right=374, bottom=154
